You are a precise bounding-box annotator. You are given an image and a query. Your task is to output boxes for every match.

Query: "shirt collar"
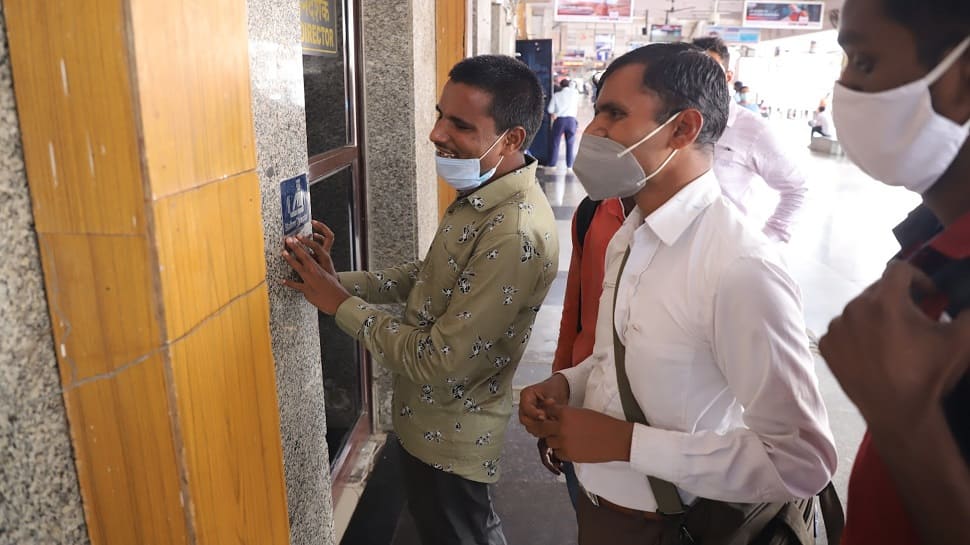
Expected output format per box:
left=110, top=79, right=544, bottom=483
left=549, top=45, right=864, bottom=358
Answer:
left=894, top=205, right=970, bottom=319
left=627, top=169, right=721, bottom=247
left=461, top=156, right=538, bottom=213
left=895, top=205, right=970, bottom=260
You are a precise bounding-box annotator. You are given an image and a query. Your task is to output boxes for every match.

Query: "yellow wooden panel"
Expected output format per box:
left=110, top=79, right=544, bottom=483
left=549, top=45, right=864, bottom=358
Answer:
left=169, top=287, right=289, bottom=545
left=5, top=0, right=146, bottom=235
left=152, top=172, right=267, bottom=340
left=38, top=233, right=161, bottom=384
left=63, top=356, right=188, bottom=545
left=129, top=0, right=257, bottom=198
left=435, top=0, right=464, bottom=217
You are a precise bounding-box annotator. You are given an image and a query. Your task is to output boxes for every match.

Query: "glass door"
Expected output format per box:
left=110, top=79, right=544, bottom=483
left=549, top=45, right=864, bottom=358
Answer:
left=301, top=0, right=370, bottom=487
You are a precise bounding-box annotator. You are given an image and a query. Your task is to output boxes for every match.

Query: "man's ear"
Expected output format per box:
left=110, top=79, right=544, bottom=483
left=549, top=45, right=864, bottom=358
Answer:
left=504, top=126, right=528, bottom=152
left=669, top=109, right=704, bottom=150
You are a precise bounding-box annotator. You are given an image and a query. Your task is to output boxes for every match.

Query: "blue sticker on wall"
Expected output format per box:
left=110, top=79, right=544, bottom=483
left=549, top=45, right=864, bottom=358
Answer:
left=281, top=173, right=312, bottom=238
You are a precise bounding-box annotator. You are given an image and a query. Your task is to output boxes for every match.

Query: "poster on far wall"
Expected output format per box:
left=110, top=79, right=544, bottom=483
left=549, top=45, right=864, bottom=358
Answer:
left=742, top=2, right=824, bottom=29
left=554, top=0, right=635, bottom=23
left=705, top=25, right=761, bottom=44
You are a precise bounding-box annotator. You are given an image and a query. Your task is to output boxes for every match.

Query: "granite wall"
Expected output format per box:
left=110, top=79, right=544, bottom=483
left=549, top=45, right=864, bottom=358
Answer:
left=359, top=0, right=439, bottom=431
left=246, top=1, right=335, bottom=544
left=0, top=5, right=89, bottom=544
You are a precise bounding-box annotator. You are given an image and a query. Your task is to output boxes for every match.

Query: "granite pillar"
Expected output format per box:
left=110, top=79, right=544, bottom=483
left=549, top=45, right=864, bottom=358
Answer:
left=0, top=5, right=89, bottom=543
left=246, top=1, right=335, bottom=544
left=359, top=0, right=438, bottom=430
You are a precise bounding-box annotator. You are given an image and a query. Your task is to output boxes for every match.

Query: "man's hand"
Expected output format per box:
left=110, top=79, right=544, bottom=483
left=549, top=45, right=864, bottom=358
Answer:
left=819, top=260, right=970, bottom=434
left=303, top=220, right=337, bottom=273
left=535, top=403, right=634, bottom=464
left=281, top=221, right=351, bottom=314
left=519, top=374, right=570, bottom=436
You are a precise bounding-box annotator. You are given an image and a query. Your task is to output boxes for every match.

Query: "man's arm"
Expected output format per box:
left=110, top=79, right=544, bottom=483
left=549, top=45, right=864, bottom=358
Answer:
left=294, top=220, right=421, bottom=304
left=547, top=93, right=559, bottom=121
left=751, top=126, right=808, bottom=242
left=337, top=262, right=421, bottom=304
left=333, top=232, right=549, bottom=386
left=819, top=262, right=970, bottom=545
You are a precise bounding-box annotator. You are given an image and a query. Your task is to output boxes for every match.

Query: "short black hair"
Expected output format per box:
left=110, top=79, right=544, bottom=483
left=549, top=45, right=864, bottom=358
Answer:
left=692, top=36, right=731, bottom=67
left=560, top=78, right=570, bottom=88
left=448, top=55, right=544, bottom=150
left=881, top=0, right=970, bottom=67
left=818, top=105, right=827, bottom=112
left=598, top=43, right=729, bottom=149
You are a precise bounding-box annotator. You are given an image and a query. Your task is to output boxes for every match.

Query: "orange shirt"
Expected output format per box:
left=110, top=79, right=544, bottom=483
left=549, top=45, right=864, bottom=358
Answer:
left=552, top=198, right=626, bottom=372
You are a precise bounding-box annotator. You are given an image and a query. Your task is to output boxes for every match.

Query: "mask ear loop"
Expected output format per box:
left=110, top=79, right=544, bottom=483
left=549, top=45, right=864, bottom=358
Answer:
left=478, top=129, right=511, bottom=160
left=925, top=37, right=970, bottom=130
left=924, top=36, right=970, bottom=86
left=617, top=113, right=682, bottom=158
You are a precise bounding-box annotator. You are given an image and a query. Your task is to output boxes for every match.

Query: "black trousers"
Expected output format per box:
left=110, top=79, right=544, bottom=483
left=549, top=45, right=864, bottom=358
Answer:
left=399, top=446, right=507, bottom=545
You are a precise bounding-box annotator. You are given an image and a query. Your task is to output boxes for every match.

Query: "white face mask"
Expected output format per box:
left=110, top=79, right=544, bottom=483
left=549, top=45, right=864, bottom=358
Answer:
left=572, top=114, right=680, bottom=200
left=435, top=131, right=508, bottom=192
left=833, top=36, right=970, bottom=194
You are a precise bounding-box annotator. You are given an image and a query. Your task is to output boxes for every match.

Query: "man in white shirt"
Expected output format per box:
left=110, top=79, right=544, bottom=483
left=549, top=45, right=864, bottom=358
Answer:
left=520, top=43, right=836, bottom=545
left=810, top=105, right=834, bottom=137
left=546, top=78, right=581, bottom=170
left=694, top=37, right=809, bottom=243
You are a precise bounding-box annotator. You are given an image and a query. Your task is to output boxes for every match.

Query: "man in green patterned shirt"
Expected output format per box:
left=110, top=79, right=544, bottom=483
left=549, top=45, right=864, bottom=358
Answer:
left=283, top=55, right=558, bottom=545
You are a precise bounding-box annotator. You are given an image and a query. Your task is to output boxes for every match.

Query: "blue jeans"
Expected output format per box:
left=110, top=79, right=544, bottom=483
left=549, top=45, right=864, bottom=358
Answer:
left=563, top=461, right=580, bottom=511
left=549, top=116, right=578, bottom=168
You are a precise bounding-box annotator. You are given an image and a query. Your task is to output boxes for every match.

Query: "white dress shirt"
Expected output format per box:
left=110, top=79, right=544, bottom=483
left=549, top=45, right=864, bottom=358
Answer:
left=547, top=86, right=580, bottom=119
left=714, top=102, right=807, bottom=242
left=558, top=170, right=836, bottom=512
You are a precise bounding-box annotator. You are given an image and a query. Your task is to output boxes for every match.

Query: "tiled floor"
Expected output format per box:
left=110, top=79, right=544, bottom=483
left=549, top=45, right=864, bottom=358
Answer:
left=343, top=105, right=922, bottom=544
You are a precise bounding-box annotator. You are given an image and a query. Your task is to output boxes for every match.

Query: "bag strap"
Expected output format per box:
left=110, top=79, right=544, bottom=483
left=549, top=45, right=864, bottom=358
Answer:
left=817, top=481, right=845, bottom=545
left=611, top=248, right=686, bottom=516
left=573, top=197, right=601, bottom=335
left=574, top=197, right=600, bottom=253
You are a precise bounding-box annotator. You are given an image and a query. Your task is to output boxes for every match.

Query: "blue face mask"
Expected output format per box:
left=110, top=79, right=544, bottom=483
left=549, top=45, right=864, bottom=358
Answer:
left=435, top=131, right=508, bottom=192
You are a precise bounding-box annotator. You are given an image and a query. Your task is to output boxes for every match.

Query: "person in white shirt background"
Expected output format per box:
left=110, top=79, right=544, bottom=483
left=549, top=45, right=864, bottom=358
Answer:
left=546, top=78, right=581, bottom=170
left=694, top=37, right=809, bottom=243
left=519, top=43, right=836, bottom=545
left=810, top=105, right=834, bottom=137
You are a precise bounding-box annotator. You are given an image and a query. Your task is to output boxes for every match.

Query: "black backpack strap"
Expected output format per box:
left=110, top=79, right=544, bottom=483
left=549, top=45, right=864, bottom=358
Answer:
left=573, top=197, right=601, bottom=334
left=818, top=481, right=845, bottom=545
left=574, top=197, right=600, bottom=253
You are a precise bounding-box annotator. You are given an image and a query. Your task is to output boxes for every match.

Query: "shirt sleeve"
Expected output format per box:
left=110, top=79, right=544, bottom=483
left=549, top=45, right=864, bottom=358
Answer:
left=628, top=257, right=837, bottom=502
left=552, top=214, right=583, bottom=372
left=337, top=261, right=421, bottom=304
left=548, top=93, right=562, bottom=117
left=334, top=233, right=548, bottom=387
left=557, top=361, right=593, bottom=408
left=751, top=126, right=808, bottom=243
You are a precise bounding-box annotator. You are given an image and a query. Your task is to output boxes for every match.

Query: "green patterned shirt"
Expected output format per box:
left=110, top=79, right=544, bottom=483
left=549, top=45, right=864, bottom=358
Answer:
left=335, top=159, right=558, bottom=483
